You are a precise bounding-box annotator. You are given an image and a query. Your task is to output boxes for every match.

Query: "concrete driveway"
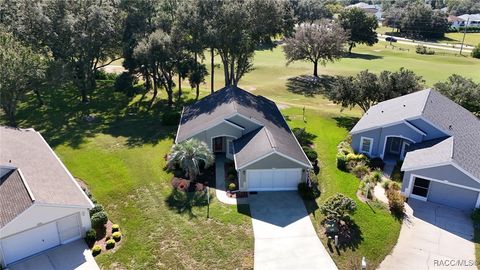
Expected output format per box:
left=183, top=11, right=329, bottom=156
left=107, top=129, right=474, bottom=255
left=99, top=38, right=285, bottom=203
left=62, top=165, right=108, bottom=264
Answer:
left=379, top=199, right=476, bottom=270
left=7, top=240, right=99, bottom=270
left=249, top=192, right=337, bottom=270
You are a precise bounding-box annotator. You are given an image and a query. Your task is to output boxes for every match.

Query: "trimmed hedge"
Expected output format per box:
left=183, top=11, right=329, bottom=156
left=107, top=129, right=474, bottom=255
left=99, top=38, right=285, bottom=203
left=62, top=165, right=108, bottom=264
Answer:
left=302, top=146, right=318, bottom=162
left=298, top=182, right=320, bottom=200
left=112, top=224, right=120, bottom=233
left=112, top=231, right=122, bottom=242
left=228, top=182, right=236, bottom=191
left=89, top=204, right=104, bottom=216
left=92, top=245, right=102, bottom=256
left=85, top=229, right=96, bottom=247
left=91, top=211, right=108, bottom=229
left=336, top=154, right=348, bottom=171
left=106, top=239, right=116, bottom=249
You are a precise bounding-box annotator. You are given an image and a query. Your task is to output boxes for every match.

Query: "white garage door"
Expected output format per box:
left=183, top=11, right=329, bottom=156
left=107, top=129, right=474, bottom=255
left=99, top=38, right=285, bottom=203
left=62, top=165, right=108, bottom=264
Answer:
left=57, top=214, right=82, bottom=244
left=247, top=169, right=302, bottom=191
left=1, top=222, right=60, bottom=265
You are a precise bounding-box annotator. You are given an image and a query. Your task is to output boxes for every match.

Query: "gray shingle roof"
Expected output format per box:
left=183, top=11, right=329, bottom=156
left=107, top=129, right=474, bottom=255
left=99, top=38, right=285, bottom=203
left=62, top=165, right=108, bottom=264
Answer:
left=177, top=86, right=311, bottom=168
left=401, top=137, right=453, bottom=171
left=0, top=126, right=93, bottom=209
left=0, top=169, right=33, bottom=228
left=351, top=89, right=480, bottom=180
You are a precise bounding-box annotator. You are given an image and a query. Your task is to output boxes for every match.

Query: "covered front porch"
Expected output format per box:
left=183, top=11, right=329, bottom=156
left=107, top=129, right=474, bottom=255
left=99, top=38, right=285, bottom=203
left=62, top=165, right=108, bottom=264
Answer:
left=382, top=136, right=412, bottom=162
left=211, top=136, right=235, bottom=160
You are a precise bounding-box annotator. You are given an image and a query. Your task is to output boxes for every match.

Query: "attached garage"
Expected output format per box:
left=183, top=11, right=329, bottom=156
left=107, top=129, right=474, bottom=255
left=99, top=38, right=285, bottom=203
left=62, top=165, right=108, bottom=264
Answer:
left=1, top=214, right=82, bottom=265
left=246, top=169, right=302, bottom=191
left=407, top=174, right=480, bottom=212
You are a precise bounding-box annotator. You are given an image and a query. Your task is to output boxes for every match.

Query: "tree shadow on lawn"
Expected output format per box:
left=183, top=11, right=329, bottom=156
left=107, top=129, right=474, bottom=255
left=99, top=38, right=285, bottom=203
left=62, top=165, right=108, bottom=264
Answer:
left=165, top=188, right=210, bottom=219
left=14, top=81, right=177, bottom=148
left=285, top=75, right=337, bottom=97
left=343, top=53, right=383, bottom=60
left=326, top=219, right=364, bottom=255
left=332, top=116, right=360, bottom=131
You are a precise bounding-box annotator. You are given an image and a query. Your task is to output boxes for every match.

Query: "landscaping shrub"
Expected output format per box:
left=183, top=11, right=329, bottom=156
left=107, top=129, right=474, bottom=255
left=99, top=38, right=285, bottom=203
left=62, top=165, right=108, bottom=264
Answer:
left=106, top=239, right=116, bottom=250
left=297, top=182, right=320, bottom=200
left=320, top=193, right=357, bottom=223
left=346, top=153, right=367, bottom=162
left=228, top=182, right=236, bottom=191
left=351, top=162, right=370, bottom=179
left=302, top=146, right=318, bottom=162
left=359, top=181, right=374, bottom=199
left=472, top=208, right=480, bottom=223
left=92, top=245, right=102, bottom=256
left=472, top=44, right=480, bottom=59
left=415, top=45, right=435, bottom=55
left=89, top=204, right=104, bottom=216
left=388, top=181, right=401, bottom=191
left=336, top=153, right=348, bottom=171
left=91, top=211, right=108, bottom=229
left=386, top=189, right=405, bottom=217
left=337, top=140, right=353, bottom=155
left=227, top=167, right=237, bottom=176
left=114, top=72, right=138, bottom=96
left=161, top=111, right=181, bottom=126
left=382, top=180, right=391, bottom=190
left=112, top=231, right=122, bottom=242
left=365, top=170, right=383, bottom=183
left=369, top=157, right=385, bottom=170
left=112, top=224, right=120, bottom=233
left=85, top=229, right=96, bottom=247
left=227, top=174, right=235, bottom=181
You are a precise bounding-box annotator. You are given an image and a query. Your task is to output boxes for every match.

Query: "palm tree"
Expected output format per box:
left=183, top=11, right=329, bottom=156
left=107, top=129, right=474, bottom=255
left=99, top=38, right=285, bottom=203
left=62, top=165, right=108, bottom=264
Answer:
left=167, top=139, right=215, bottom=181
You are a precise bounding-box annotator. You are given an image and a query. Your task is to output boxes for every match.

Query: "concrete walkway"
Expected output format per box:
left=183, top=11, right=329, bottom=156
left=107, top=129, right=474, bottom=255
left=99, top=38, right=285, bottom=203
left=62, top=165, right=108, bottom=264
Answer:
left=214, top=155, right=238, bottom=205
left=382, top=161, right=395, bottom=179
left=249, top=192, right=337, bottom=270
left=379, top=199, right=476, bottom=270
left=8, top=240, right=99, bottom=270
left=374, top=183, right=389, bottom=204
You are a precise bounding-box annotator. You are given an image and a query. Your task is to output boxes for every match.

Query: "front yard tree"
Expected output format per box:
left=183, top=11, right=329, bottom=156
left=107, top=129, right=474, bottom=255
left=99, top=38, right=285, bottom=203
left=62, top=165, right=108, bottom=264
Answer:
left=339, top=7, right=378, bottom=53
left=327, top=68, right=424, bottom=112
left=283, top=20, right=347, bottom=77
left=320, top=193, right=357, bottom=223
left=0, top=31, right=45, bottom=126
left=167, top=139, right=215, bottom=181
left=434, top=74, right=480, bottom=116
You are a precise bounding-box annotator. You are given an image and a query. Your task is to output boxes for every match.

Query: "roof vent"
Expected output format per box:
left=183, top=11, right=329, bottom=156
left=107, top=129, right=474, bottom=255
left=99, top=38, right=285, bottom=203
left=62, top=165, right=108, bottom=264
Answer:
left=403, top=104, right=406, bottom=107
left=449, top=125, right=453, bottom=130
left=381, top=110, right=384, bottom=113
left=9, top=160, right=11, bottom=163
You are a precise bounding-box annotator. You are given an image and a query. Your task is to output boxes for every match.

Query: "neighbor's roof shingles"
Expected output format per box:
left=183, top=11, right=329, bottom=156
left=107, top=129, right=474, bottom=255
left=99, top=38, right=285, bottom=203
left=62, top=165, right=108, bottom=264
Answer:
left=0, top=169, right=33, bottom=228
left=176, top=86, right=311, bottom=168
left=351, top=89, right=480, bottom=180
left=0, top=126, right=93, bottom=208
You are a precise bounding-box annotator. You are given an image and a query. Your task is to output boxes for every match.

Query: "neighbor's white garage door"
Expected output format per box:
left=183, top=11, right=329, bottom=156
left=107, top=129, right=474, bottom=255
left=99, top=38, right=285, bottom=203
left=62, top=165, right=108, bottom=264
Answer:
left=247, top=169, right=302, bottom=191
left=1, top=222, right=60, bottom=265
left=1, top=213, right=82, bottom=265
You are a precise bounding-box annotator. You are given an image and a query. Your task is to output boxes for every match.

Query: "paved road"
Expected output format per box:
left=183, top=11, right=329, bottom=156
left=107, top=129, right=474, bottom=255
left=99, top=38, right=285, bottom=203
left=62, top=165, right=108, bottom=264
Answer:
left=379, top=199, right=476, bottom=270
left=249, top=192, right=338, bottom=270
left=379, top=34, right=473, bottom=53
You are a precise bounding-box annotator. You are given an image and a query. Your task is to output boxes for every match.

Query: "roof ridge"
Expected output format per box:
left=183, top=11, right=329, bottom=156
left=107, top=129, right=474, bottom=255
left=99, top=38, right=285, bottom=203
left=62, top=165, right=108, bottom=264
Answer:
left=264, top=128, right=276, bottom=149
left=420, top=88, right=432, bottom=115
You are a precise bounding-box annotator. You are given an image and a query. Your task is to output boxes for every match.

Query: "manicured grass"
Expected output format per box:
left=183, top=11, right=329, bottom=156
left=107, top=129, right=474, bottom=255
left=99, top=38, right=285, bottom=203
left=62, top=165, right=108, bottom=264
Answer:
left=281, top=107, right=401, bottom=270
left=11, top=84, right=253, bottom=270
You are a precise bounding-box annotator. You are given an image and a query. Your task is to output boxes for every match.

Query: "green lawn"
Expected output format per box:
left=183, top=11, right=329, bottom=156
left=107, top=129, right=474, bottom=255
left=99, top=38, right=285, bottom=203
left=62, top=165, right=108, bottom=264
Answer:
left=13, top=85, right=254, bottom=270
left=4, top=40, right=479, bottom=269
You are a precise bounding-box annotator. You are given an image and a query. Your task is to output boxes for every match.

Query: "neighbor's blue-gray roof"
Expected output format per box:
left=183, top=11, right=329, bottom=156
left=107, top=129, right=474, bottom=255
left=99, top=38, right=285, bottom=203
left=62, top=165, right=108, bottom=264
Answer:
left=351, top=89, right=480, bottom=180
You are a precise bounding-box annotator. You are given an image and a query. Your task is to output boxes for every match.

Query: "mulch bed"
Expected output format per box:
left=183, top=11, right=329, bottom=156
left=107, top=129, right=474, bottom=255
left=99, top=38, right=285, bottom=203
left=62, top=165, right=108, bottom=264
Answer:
left=94, top=220, right=123, bottom=253
left=171, top=177, right=207, bottom=192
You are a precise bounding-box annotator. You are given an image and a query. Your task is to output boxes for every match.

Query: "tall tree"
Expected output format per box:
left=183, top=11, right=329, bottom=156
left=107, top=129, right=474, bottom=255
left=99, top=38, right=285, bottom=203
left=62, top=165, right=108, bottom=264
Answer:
left=399, top=2, right=448, bottom=39
left=326, top=68, right=424, bottom=112
left=213, top=0, right=291, bottom=86
left=0, top=31, right=46, bottom=126
left=291, top=0, right=334, bottom=23
left=339, top=7, right=378, bottom=53
left=14, top=0, right=124, bottom=103
left=434, top=74, right=480, bottom=116
left=283, top=20, right=347, bottom=77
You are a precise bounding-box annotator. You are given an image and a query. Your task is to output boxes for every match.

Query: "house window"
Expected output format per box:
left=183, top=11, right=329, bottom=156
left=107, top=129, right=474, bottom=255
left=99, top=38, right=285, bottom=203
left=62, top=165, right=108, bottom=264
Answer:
left=360, top=137, right=373, bottom=155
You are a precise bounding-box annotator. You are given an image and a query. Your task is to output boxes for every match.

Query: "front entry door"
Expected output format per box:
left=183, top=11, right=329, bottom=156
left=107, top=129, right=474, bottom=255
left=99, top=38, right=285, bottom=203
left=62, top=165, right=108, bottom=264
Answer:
left=213, top=137, right=224, bottom=152
left=390, top=137, right=401, bottom=154
left=400, top=141, right=410, bottom=160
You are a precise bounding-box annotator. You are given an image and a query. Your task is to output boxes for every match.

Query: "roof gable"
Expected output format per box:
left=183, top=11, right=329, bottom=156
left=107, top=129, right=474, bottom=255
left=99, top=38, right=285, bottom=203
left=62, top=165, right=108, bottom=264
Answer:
left=0, top=169, right=34, bottom=228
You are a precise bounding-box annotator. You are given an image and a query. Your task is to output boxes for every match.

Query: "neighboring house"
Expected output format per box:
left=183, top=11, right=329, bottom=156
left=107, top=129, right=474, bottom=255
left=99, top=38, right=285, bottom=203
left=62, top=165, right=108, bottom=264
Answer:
left=452, top=14, right=480, bottom=28
left=350, top=89, right=480, bottom=211
left=0, top=126, right=94, bottom=267
left=175, top=86, right=312, bottom=191
left=346, top=2, right=383, bottom=20
left=448, top=15, right=465, bottom=29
